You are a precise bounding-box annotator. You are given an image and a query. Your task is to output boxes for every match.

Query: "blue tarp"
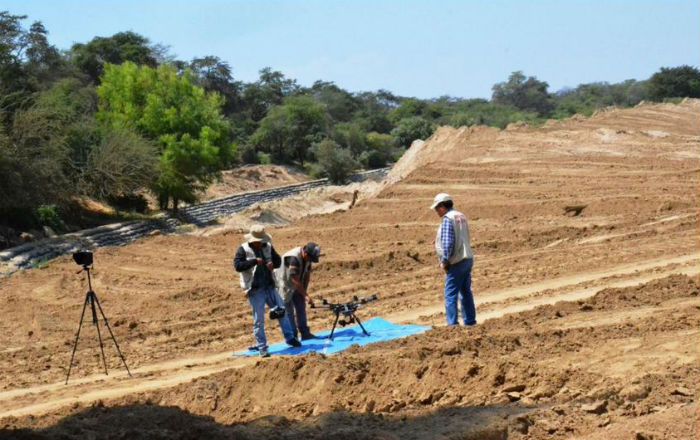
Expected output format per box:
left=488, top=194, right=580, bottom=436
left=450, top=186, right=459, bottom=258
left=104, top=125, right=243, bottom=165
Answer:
left=233, top=317, right=431, bottom=357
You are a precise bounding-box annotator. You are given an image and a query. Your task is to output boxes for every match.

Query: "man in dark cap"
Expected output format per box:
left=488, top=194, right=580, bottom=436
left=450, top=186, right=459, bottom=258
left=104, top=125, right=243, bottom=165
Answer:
left=276, top=242, right=321, bottom=340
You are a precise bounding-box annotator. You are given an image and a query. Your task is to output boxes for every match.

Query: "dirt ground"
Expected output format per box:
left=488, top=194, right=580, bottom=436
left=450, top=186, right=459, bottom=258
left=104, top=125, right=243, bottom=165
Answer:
left=0, top=100, right=698, bottom=439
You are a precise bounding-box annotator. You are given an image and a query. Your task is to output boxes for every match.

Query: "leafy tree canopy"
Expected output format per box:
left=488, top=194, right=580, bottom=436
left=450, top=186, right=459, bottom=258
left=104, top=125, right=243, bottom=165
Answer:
left=97, top=62, right=234, bottom=208
left=314, top=138, right=358, bottom=184
left=308, top=80, right=359, bottom=123
left=249, top=96, right=328, bottom=165
left=68, top=31, right=161, bottom=83
left=391, top=116, right=436, bottom=148
left=388, top=97, right=427, bottom=124
left=647, top=65, right=700, bottom=101
left=492, top=71, right=555, bottom=115
left=187, top=56, right=243, bottom=115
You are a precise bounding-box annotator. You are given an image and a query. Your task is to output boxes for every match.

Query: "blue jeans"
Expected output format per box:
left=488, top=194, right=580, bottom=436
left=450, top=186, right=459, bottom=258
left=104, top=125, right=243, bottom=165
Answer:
left=285, top=290, right=311, bottom=339
left=247, top=286, right=295, bottom=349
left=443, top=258, right=476, bottom=325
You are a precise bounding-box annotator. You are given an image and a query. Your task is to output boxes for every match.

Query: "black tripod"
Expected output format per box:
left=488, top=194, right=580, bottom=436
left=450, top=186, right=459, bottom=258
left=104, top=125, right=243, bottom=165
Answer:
left=65, top=264, right=131, bottom=384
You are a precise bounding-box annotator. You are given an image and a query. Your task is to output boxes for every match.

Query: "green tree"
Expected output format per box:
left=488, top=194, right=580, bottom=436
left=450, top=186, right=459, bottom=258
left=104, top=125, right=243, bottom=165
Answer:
left=68, top=31, right=160, bottom=83
left=391, top=116, right=436, bottom=148
left=492, top=71, right=555, bottom=115
left=8, top=78, right=99, bottom=207
left=388, top=97, right=427, bottom=123
left=249, top=96, right=328, bottom=165
left=0, top=12, right=65, bottom=122
left=308, top=80, right=359, bottom=122
left=552, top=79, right=649, bottom=117
left=97, top=62, right=235, bottom=209
left=242, top=67, right=300, bottom=121
left=188, top=56, right=243, bottom=115
left=314, top=139, right=358, bottom=184
left=353, top=90, right=397, bottom=134
left=647, top=66, right=700, bottom=101
left=361, top=132, right=394, bottom=168
left=332, top=122, right=366, bottom=157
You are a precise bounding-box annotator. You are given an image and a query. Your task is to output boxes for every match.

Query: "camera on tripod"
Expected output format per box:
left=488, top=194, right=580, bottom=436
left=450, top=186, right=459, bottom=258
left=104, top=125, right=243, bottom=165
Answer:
left=72, top=250, right=93, bottom=267
left=65, top=250, right=131, bottom=384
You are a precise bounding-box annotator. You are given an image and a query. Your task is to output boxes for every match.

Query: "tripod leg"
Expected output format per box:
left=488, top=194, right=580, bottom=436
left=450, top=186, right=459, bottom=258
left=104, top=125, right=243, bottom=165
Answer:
left=353, top=313, right=370, bottom=336
left=328, top=312, right=340, bottom=340
left=65, top=294, right=90, bottom=385
left=93, top=293, right=132, bottom=377
left=90, top=294, right=109, bottom=376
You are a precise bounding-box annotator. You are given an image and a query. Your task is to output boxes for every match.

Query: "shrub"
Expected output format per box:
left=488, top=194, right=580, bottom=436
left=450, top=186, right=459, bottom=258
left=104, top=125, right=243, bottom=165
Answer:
left=35, top=204, right=65, bottom=232
left=314, top=139, right=358, bottom=184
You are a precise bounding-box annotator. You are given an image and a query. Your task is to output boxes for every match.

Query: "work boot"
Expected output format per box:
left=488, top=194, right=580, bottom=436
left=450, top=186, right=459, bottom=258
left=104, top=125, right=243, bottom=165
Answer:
left=286, top=338, right=301, bottom=347
left=259, top=347, right=270, bottom=358
left=301, top=332, right=318, bottom=341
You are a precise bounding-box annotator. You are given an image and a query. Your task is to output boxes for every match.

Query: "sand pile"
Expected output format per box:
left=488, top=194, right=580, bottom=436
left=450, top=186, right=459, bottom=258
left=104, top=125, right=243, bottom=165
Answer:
left=203, top=165, right=308, bottom=200
left=383, top=99, right=699, bottom=190
left=194, top=180, right=382, bottom=237
left=384, top=125, right=500, bottom=185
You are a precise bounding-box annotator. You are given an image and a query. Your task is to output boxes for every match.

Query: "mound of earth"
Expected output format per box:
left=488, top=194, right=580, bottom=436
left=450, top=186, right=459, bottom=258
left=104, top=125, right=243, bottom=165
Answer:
left=194, top=180, right=381, bottom=236
left=203, top=165, right=308, bottom=200
left=3, top=274, right=697, bottom=439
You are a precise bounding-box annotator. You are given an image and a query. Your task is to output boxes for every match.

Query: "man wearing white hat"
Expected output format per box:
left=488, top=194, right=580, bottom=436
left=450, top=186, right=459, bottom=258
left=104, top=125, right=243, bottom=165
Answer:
left=431, top=193, right=476, bottom=326
left=233, top=225, right=301, bottom=357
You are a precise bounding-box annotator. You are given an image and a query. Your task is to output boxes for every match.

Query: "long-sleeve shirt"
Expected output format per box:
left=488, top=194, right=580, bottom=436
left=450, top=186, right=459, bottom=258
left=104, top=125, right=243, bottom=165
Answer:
left=233, top=244, right=281, bottom=289
left=440, top=210, right=455, bottom=264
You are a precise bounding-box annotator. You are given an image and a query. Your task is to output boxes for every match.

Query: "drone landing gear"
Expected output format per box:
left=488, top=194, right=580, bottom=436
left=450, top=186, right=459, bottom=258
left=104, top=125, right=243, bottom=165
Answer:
left=328, top=310, right=370, bottom=340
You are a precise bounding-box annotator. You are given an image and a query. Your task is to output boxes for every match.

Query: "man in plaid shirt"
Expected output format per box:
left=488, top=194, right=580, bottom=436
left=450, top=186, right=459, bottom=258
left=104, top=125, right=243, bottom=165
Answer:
left=431, top=193, right=476, bottom=326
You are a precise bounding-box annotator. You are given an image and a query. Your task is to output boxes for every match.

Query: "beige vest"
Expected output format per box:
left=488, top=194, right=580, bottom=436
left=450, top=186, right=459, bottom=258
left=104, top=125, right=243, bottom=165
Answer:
left=435, top=209, right=473, bottom=265
left=275, top=247, right=311, bottom=303
left=239, top=242, right=273, bottom=294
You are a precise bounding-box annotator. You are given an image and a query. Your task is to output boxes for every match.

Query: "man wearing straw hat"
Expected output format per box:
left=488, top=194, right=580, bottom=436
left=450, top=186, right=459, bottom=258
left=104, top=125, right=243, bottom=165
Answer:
left=431, top=193, right=476, bottom=326
left=234, top=225, right=301, bottom=357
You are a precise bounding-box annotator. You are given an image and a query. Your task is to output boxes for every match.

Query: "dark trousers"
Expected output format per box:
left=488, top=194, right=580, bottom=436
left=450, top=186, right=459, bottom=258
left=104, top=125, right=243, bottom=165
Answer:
left=285, top=290, right=311, bottom=338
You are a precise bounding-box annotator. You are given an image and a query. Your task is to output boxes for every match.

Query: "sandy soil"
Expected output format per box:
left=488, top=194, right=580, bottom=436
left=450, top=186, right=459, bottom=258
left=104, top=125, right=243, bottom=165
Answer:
left=191, top=180, right=382, bottom=237
left=0, top=100, right=698, bottom=439
left=202, top=165, right=308, bottom=200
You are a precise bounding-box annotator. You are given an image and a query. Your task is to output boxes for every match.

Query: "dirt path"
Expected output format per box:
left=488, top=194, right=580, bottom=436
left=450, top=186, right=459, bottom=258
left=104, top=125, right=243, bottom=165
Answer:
left=2, top=252, right=696, bottom=419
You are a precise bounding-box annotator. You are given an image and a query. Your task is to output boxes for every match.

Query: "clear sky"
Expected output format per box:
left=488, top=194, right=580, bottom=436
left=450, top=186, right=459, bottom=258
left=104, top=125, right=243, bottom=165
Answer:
left=3, top=0, right=699, bottom=99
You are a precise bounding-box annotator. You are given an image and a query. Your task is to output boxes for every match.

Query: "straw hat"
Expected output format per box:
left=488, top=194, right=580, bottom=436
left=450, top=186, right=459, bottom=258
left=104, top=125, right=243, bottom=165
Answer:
left=245, top=225, right=271, bottom=243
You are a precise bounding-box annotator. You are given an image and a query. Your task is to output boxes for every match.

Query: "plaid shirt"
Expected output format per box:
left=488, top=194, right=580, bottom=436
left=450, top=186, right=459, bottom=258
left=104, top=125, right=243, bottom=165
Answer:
left=440, top=209, right=455, bottom=264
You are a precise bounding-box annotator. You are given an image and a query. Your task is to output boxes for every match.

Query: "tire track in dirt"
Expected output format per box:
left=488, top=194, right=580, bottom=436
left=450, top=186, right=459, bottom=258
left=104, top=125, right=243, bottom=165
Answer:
left=1, top=252, right=697, bottom=419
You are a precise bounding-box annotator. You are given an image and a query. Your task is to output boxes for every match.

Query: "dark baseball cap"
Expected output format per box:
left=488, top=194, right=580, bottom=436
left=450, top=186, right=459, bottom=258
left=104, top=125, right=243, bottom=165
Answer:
left=304, top=242, right=321, bottom=262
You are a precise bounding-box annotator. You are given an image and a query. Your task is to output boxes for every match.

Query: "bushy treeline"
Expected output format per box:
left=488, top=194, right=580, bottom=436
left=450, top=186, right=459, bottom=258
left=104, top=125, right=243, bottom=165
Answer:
left=1, top=10, right=699, bottom=234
